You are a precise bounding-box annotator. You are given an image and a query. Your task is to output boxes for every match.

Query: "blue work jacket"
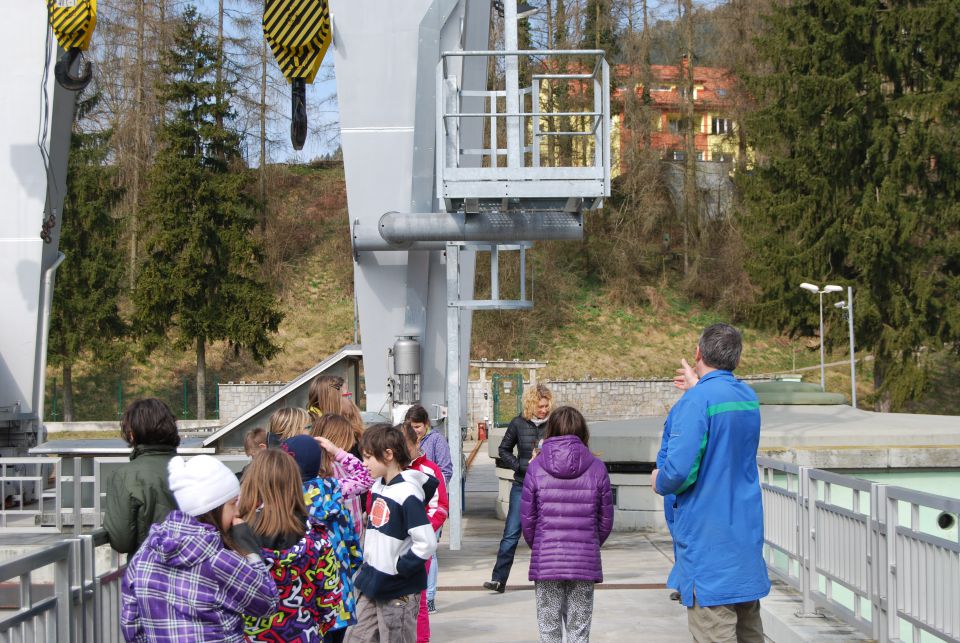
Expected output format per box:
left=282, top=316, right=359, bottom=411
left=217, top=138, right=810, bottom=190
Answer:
left=655, top=369, right=771, bottom=607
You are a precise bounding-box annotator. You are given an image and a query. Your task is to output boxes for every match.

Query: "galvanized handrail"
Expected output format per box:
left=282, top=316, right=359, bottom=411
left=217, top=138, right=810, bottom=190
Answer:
left=436, top=48, right=611, bottom=201
left=758, top=459, right=960, bottom=643
left=0, top=527, right=125, bottom=642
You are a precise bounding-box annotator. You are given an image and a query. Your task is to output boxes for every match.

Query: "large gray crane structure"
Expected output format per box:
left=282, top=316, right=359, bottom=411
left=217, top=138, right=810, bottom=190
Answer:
left=332, top=0, right=609, bottom=547
left=2, top=1, right=610, bottom=549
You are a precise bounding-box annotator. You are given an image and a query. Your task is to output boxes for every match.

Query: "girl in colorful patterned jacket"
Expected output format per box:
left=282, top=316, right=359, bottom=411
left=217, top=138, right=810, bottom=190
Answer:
left=401, top=423, right=448, bottom=643
left=282, top=433, right=374, bottom=643
left=239, top=449, right=342, bottom=642
left=121, top=455, right=278, bottom=642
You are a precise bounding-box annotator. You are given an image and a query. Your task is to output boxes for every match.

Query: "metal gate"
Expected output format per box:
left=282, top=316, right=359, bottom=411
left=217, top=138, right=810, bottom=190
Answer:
left=491, top=373, right=523, bottom=427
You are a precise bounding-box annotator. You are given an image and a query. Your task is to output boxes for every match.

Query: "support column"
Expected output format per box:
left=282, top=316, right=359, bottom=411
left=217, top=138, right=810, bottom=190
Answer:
left=445, top=243, right=463, bottom=550
left=503, top=1, right=521, bottom=169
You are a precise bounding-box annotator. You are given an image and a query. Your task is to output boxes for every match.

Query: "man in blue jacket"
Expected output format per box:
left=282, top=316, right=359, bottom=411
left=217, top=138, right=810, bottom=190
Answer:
left=651, top=323, right=770, bottom=642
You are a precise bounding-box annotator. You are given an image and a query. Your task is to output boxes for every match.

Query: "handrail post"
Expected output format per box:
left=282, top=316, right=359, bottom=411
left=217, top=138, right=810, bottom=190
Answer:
left=55, top=546, right=73, bottom=642
left=73, top=456, right=82, bottom=536
left=884, top=493, right=899, bottom=641
left=799, top=466, right=817, bottom=616
left=872, top=483, right=889, bottom=643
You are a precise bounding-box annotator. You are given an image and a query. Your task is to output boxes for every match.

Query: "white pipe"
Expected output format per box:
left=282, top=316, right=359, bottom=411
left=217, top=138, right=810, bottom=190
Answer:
left=35, top=252, right=66, bottom=431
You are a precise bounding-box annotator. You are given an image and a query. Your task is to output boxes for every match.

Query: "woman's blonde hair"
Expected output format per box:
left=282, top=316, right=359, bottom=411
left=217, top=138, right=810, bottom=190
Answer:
left=522, top=383, right=553, bottom=420
left=307, top=375, right=345, bottom=418
left=238, top=449, right=307, bottom=543
left=269, top=407, right=311, bottom=441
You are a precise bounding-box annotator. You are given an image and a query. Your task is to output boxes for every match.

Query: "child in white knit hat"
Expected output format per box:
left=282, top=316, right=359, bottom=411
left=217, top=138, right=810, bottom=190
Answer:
left=120, top=455, right=279, bottom=643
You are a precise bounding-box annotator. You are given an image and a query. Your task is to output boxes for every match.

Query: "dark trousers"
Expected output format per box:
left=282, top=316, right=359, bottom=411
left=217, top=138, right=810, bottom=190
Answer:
left=491, top=483, right=523, bottom=583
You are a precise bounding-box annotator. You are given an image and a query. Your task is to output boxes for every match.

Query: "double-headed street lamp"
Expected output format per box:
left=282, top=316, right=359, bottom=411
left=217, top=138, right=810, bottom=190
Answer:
left=799, top=282, right=844, bottom=390
left=834, top=286, right=857, bottom=408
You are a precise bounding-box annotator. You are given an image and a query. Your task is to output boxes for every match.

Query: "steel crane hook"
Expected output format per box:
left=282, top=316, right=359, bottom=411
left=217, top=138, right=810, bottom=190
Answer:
left=291, top=78, right=307, bottom=150
left=54, top=48, right=93, bottom=92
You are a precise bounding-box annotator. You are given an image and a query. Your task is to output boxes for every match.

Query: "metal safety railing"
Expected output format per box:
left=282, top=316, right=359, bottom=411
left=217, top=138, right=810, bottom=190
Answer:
left=437, top=49, right=611, bottom=201
left=758, top=457, right=960, bottom=643
left=0, top=528, right=125, bottom=642
left=0, top=454, right=248, bottom=535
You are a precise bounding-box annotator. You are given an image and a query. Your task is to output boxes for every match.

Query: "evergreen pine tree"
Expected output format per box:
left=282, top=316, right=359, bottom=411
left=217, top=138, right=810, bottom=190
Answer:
left=740, top=0, right=960, bottom=410
left=133, top=5, right=283, bottom=419
left=49, top=91, right=127, bottom=422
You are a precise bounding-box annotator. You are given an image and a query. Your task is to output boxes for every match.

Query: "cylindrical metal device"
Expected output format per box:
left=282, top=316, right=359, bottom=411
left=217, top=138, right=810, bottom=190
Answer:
left=393, top=337, right=421, bottom=375
left=393, top=337, right=421, bottom=405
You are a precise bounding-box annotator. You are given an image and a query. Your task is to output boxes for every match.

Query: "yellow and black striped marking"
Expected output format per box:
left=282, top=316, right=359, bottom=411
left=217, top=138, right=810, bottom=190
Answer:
left=263, top=0, right=331, bottom=84
left=46, top=0, right=97, bottom=51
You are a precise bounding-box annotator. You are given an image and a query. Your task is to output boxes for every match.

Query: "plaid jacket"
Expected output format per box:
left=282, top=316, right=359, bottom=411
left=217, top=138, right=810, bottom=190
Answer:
left=121, top=511, right=278, bottom=642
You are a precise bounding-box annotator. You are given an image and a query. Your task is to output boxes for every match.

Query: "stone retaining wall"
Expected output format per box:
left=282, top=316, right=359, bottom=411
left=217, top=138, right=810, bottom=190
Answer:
left=468, top=376, right=774, bottom=431
left=218, top=382, right=287, bottom=423
left=467, top=378, right=684, bottom=428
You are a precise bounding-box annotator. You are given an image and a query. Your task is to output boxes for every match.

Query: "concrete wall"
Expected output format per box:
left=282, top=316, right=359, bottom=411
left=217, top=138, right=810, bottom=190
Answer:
left=218, top=382, right=287, bottom=424
left=468, top=378, right=684, bottom=433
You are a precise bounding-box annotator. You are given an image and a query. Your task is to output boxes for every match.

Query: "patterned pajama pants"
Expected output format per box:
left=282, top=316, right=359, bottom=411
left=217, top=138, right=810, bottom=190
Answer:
left=534, top=580, right=595, bottom=643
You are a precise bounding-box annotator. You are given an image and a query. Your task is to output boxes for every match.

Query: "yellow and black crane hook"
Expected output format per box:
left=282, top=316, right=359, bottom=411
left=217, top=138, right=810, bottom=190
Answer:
left=263, top=0, right=331, bottom=150
left=46, top=0, right=97, bottom=92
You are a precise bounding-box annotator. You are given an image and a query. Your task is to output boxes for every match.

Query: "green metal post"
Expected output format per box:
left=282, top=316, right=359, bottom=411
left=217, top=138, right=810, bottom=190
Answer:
left=117, top=378, right=123, bottom=418
left=214, top=379, right=220, bottom=419
left=51, top=378, right=57, bottom=420
left=182, top=377, right=189, bottom=418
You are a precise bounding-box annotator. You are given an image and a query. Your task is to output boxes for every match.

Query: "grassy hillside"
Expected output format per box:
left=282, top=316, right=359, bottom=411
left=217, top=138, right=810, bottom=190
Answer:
left=46, top=164, right=956, bottom=421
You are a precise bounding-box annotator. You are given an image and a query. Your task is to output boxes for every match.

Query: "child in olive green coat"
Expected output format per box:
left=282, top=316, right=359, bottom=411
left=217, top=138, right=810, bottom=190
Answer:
left=103, top=399, right=180, bottom=553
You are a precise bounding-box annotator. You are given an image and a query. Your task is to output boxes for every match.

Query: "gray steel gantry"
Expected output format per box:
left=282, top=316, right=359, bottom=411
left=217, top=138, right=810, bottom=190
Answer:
left=317, top=0, right=610, bottom=549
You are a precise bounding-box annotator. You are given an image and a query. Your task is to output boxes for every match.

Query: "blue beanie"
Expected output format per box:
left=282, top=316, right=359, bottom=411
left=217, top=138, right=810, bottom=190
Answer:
left=282, top=435, right=323, bottom=481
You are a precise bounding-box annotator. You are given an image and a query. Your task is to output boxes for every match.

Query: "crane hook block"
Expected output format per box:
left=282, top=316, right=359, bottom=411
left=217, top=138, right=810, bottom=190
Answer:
left=263, top=0, right=331, bottom=149
left=46, top=0, right=97, bottom=92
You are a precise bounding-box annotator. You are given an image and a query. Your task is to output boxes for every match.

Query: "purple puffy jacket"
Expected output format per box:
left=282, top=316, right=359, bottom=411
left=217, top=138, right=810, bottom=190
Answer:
left=520, top=434, right=614, bottom=582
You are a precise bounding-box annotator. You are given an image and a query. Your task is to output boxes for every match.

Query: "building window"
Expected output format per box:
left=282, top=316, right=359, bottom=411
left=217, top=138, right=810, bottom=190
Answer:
left=716, top=88, right=728, bottom=98
left=715, top=151, right=734, bottom=162
left=668, top=118, right=690, bottom=134
left=696, top=151, right=705, bottom=161
left=711, top=117, right=732, bottom=135
left=669, top=150, right=685, bottom=161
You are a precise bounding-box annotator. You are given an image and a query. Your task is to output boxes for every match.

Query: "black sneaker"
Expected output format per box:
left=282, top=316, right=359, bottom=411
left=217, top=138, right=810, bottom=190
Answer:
left=427, top=599, right=437, bottom=614
left=482, top=580, right=505, bottom=593
left=669, top=591, right=681, bottom=602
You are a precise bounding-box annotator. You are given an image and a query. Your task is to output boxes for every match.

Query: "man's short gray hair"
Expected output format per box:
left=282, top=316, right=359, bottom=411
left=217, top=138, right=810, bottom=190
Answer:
left=698, top=323, right=743, bottom=372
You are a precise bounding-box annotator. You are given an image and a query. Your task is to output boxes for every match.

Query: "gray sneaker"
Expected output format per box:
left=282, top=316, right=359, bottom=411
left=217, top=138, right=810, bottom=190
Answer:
left=427, top=599, right=437, bottom=614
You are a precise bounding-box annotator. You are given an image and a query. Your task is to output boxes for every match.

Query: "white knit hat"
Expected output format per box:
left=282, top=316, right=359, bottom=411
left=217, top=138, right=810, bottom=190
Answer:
left=167, top=455, right=240, bottom=517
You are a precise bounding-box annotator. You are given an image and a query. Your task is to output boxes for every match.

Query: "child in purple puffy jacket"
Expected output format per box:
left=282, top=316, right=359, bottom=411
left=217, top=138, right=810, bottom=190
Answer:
left=520, top=406, right=613, bottom=643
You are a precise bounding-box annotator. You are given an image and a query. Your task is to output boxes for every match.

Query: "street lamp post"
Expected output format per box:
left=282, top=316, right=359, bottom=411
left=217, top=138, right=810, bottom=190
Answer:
left=834, top=286, right=857, bottom=408
left=799, top=282, right=844, bottom=390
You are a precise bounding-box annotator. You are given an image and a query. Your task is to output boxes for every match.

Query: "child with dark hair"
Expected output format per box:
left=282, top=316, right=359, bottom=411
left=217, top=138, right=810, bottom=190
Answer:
left=121, top=455, right=278, bottom=642
left=239, top=449, right=341, bottom=642
left=283, top=434, right=373, bottom=643
left=520, top=406, right=613, bottom=643
left=236, top=427, right=268, bottom=482
left=104, top=398, right=181, bottom=553
left=349, top=424, right=437, bottom=643
left=403, top=405, right=452, bottom=483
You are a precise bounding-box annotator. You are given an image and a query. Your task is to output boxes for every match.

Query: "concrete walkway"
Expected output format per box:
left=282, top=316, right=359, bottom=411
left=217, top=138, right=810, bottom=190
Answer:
left=430, top=443, right=690, bottom=642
